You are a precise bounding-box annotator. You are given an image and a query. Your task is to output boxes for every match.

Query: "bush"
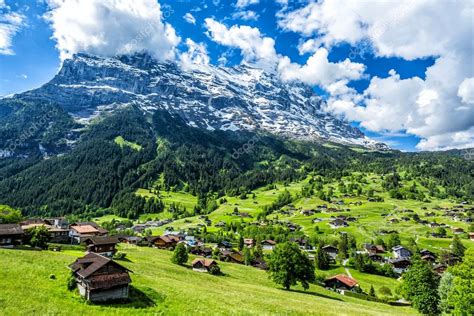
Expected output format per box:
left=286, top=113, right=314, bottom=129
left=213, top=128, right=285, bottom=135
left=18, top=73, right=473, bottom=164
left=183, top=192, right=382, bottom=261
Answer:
left=67, top=273, right=77, bottom=291
left=114, top=252, right=127, bottom=260
left=209, top=264, right=221, bottom=275
left=379, top=286, right=392, bottom=297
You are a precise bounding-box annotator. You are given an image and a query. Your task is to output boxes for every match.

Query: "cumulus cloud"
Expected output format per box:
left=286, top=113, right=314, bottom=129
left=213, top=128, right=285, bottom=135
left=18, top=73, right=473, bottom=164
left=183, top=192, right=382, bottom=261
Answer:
left=44, top=0, right=180, bottom=61
left=179, top=38, right=210, bottom=70
left=0, top=6, right=26, bottom=55
left=204, top=18, right=278, bottom=71
left=278, top=48, right=365, bottom=89
left=235, top=0, right=259, bottom=9
left=204, top=18, right=364, bottom=90
left=279, top=0, right=474, bottom=150
left=183, top=12, right=196, bottom=25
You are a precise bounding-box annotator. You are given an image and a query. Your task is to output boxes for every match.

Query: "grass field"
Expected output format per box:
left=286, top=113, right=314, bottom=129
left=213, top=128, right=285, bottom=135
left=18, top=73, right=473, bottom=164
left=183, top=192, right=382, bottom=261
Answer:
left=0, top=246, right=418, bottom=316
left=128, top=174, right=473, bottom=252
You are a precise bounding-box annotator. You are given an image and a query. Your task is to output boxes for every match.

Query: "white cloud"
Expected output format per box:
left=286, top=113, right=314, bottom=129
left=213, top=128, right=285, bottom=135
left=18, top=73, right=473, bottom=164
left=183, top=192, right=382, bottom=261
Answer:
left=183, top=12, right=196, bottom=25
left=44, top=0, right=180, bottom=61
left=458, top=78, right=474, bottom=105
left=204, top=18, right=278, bottom=71
left=179, top=38, right=210, bottom=70
left=279, top=0, right=474, bottom=150
left=232, top=10, right=259, bottom=21
left=278, top=48, right=365, bottom=89
left=235, top=0, right=259, bottom=9
left=0, top=9, right=26, bottom=55
left=205, top=19, right=365, bottom=93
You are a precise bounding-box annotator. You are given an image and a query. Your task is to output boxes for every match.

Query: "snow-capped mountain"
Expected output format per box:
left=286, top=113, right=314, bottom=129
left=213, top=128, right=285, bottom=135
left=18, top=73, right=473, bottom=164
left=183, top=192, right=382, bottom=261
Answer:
left=17, top=52, right=388, bottom=150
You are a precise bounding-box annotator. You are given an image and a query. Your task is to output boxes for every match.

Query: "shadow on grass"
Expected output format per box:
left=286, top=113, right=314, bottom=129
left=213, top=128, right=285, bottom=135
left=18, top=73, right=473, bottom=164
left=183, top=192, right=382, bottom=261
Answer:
left=287, top=289, right=343, bottom=301
left=90, top=286, right=165, bottom=308
left=114, top=257, right=133, bottom=263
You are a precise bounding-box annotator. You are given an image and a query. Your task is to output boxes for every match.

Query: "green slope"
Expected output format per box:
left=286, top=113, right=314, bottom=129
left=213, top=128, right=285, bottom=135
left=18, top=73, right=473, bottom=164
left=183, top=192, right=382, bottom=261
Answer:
left=0, top=246, right=417, bottom=316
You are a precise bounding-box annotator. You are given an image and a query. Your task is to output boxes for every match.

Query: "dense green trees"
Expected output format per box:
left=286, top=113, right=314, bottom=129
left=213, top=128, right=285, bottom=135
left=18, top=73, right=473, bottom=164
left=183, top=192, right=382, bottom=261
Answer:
left=267, top=242, right=315, bottom=290
left=446, top=248, right=474, bottom=315
left=400, top=256, right=440, bottom=315
left=0, top=205, right=22, bottom=223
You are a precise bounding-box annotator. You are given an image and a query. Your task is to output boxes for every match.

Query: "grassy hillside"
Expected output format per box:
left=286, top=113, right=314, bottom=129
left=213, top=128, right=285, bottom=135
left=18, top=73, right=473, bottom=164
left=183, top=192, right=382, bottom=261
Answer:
left=0, top=246, right=417, bottom=316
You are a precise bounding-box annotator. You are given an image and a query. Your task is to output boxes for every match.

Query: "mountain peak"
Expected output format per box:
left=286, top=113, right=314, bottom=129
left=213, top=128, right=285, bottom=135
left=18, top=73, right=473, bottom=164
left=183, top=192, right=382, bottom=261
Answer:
left=15, top=53, right=389, bottom=150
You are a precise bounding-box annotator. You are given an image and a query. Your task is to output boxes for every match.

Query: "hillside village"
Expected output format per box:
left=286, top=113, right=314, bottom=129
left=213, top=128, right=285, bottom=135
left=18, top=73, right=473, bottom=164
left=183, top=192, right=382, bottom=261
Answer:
left=1, top=178, right=473, bottom=314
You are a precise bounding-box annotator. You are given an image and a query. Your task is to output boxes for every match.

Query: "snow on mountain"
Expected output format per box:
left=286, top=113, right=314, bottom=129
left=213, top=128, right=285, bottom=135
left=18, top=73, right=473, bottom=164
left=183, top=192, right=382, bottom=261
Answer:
left=16, top=52, right=388, bottom=150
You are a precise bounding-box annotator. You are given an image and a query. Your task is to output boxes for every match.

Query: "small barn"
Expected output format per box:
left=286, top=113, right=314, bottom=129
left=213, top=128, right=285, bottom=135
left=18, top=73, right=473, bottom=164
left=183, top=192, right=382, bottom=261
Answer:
left=69, top=253, right=132, bottom=302
left=83, top=236, right=120, bottom=257
left=192, top=258, right=219, bottom=273
left=0, top=224, right=24, bottom=248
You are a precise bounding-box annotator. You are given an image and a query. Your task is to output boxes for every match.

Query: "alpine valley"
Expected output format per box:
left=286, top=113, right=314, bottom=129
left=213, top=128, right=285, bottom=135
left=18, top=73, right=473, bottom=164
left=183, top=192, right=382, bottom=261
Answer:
left=0, top=52, right=473, bottom=316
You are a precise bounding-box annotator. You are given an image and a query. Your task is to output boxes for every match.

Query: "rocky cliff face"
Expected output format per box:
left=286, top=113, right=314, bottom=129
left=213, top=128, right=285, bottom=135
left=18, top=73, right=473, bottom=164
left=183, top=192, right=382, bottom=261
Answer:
left=16, top=52, right=388, bottom=150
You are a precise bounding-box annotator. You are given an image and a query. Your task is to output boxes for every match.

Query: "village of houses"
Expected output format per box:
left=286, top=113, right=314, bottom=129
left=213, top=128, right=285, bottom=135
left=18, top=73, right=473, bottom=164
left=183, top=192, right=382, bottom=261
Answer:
left=0, top=201, right=473, bottom=304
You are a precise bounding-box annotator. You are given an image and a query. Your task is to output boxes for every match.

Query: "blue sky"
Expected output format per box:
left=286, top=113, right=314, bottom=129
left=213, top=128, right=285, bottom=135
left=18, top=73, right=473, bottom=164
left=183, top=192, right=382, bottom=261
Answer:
left=0, top=0, right=472, bottom=151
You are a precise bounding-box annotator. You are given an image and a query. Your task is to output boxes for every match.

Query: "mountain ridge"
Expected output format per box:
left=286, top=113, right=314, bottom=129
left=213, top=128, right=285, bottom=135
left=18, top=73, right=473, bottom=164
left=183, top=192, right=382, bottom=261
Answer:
left=13, top=52, right=389, bottom=151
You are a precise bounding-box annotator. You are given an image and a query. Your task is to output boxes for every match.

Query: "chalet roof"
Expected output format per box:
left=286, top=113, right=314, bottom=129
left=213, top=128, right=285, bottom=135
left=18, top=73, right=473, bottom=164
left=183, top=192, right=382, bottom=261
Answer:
left=88, top=272, right=131, bottom=290
left=0, top=224, right=23, bottom=235
left=192, top=258, right=217, bottom=268
left=325, top=274, right=358, bottom=288
left=261, top=239, right=276, bottom=245
left=21, top=223, right=52, bottom=231
left=71, top=224, right=100, bottom=234
left=69, top=253, right=131, bottom=279
left=83, top=236, right=120, bottom=246
left=72, top=222, right=108, bottom=234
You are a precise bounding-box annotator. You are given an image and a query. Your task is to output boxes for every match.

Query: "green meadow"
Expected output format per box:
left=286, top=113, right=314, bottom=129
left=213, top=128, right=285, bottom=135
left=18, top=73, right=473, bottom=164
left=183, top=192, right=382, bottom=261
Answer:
left=0, top=246, right=417, bottom=316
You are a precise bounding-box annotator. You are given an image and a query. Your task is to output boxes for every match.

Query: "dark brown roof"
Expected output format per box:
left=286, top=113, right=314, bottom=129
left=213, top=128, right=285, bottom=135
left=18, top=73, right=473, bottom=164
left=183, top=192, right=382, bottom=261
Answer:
left=69, top=253, right=131, bottom=279
left=0, top=224, right=23, bottom=235
left=88, top=272, right=131, bottom=290
left=83, top=236, right=120, bottom=246
left=192, top=258, right=217, bottom=268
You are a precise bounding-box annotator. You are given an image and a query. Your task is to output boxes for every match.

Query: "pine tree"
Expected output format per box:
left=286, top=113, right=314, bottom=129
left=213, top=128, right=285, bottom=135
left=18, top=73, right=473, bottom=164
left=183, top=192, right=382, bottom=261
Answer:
left=315, top=245, right=330, bottom=270
left=451, top=235, right=466, bottom=259
left=369, top=285, right=376, bottom=297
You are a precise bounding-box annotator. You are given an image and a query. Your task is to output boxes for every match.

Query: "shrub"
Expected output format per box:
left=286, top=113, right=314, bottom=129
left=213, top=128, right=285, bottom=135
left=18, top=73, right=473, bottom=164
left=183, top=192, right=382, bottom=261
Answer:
left=67, top=273, right=77, bottom=291
left=209, top=264, right=221, bottom=275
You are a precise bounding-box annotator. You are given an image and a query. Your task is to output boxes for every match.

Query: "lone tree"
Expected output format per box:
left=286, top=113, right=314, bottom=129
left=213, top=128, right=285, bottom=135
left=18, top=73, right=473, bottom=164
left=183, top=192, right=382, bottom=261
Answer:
left=28, top=226, right=50, bottom=249
left=267, top=242, right=315, bottom=290
left=451, top=235, right=466, bottom=259
left=171, top=243, right=188, bottom=265
left=400, top=256, right=440, bottom=315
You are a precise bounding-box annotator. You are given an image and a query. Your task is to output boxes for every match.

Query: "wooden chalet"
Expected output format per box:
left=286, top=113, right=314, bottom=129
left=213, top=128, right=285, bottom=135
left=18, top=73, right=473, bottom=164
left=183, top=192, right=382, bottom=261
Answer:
left=0, top=224, right=24, bottom=248
left=219, top=250, right=244, bottom=264
left=322, top=245, right=338, bottom=260
left=70, top=222, right=108, bottom=244
left=83, top=236, right=120, bottom=257
left=324, top=274, right=359, bottom=292
left=192, top=258, right=219, bottom=273
left=149, top=235, right=180, bottom=249
left=69, top=253, right=132, bottom=302
left=389, top=258, right=411, bottom=274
